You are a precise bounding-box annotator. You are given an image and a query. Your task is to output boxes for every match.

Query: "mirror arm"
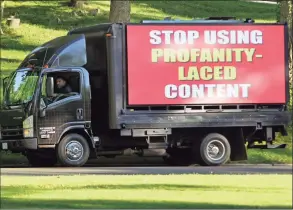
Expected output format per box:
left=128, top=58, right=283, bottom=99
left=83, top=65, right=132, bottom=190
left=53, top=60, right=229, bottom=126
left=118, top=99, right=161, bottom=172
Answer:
left=2, top=76, right=9, bottom=106
left=39, top=108, right=46, bottom=117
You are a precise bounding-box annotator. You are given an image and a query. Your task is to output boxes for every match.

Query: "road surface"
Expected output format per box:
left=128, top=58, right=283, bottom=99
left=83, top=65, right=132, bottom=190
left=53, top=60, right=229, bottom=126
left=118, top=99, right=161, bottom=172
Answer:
left=1, top=164, right=292, bottom=176
left=242, top=0, right=277, bottom=4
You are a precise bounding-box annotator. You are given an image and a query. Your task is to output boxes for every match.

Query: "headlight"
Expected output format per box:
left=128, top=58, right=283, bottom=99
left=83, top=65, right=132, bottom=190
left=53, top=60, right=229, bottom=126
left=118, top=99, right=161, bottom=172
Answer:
left=23, top=115, right=34, bottom=138
left=23, top=128, right=34, bottom=138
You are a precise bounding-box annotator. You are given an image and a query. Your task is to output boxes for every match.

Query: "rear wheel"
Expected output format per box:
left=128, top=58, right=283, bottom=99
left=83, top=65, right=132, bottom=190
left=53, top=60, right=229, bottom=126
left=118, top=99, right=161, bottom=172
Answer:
left=57, top=134, right=90, bottom=167
left=195, top=133, right=231, bottom=166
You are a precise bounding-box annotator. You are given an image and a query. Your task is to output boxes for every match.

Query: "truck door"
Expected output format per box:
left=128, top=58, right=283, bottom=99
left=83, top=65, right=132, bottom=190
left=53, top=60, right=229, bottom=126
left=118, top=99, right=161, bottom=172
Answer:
left=37, top=68, right=86, bottom=145
left=35, top=33, right=88, bottom=146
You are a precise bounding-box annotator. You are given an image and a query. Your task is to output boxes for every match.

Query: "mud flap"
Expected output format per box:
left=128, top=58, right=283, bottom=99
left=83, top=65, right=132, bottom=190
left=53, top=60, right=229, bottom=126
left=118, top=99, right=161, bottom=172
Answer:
left=228, top=128, right=248, bottom=161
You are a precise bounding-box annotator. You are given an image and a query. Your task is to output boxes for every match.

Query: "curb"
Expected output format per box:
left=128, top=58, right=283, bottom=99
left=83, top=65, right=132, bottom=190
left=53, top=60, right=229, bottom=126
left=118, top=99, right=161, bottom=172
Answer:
left=227, top=163, right=292, bottom=166
left=241, top=0, right=277, bottom=4
left=1, top=163, right=292, bottom=168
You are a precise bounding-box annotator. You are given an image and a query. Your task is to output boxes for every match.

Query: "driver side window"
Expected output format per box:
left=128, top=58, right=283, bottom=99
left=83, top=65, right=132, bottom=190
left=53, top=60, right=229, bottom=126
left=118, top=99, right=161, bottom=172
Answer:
left=42, top=71, right=81, bottom=105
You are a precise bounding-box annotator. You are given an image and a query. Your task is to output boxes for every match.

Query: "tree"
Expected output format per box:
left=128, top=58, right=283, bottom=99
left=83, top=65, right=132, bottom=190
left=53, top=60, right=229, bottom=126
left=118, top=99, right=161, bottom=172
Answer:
left=70, top=0, right=77, bottom=7
left=0, top=0, right=5, bottom=34
left=68, top=0, right=87, bottom=8
left=278, top=0, right=289, bottom=22
left=109, top=0, right=130, bottom=23
left=279, top=0, right=293, bottom=112
left=288, top=0, right=293, bottom=125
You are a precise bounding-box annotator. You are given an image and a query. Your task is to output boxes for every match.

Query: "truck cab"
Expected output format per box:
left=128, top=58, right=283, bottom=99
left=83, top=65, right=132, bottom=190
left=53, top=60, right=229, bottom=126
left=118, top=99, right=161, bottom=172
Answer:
left=0, top=19, right=291, bottom=167
left=1, top=33, right=93, bottom=165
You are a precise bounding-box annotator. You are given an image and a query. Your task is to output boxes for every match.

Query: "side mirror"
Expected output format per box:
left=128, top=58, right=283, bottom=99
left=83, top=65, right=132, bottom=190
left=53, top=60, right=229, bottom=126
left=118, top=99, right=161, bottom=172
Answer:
left=46, top=77, right=54, bottom=97
left=39, top=98, right=46, bottom=118
left=2, top=76, right=9, bottom=98
left=3, top=76, right=8, bottom=87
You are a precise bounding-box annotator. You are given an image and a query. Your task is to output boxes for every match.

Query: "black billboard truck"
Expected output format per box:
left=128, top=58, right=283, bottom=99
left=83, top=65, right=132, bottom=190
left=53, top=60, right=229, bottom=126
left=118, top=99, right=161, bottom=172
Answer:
left=0, top=18, right=291, bottom=167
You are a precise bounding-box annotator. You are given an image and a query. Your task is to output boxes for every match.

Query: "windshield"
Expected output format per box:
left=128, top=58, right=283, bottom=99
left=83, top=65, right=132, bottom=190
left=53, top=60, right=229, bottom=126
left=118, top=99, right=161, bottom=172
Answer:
left=6, top=69, right=40, bottom=106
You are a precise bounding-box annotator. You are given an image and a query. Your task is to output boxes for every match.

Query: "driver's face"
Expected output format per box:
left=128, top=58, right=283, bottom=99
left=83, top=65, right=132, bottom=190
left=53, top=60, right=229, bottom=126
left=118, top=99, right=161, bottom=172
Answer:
left=56, top=78, right=66, bottom=89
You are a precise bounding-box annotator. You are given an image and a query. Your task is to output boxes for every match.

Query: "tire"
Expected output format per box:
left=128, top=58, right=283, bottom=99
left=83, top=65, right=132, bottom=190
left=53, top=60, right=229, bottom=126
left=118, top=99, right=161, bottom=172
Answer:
left=57, top=133, right=90, bottom=167
left=26, top=151, right=57, bottom=167
left=196, top=133, right=231, bottom=166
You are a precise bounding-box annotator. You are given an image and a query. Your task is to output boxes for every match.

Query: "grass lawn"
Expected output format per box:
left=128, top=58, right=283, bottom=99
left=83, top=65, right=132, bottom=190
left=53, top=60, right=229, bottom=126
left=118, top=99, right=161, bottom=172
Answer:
left=1, top=174, right=292, bottom=209
left=0, top=0, right=292, bottom=165
left=245, top=128, right=292, bottom=164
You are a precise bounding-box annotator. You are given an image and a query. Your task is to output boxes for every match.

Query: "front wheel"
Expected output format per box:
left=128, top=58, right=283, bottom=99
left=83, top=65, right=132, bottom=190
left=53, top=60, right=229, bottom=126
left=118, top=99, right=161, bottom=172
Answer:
left=57, top=134, right=90, bottom=167
left=195, top=133, right=231, bottom=166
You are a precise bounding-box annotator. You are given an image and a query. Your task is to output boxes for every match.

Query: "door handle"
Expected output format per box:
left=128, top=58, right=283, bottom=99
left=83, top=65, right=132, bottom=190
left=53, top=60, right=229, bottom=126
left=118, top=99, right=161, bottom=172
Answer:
left=76, top=108, right=83, bottom=120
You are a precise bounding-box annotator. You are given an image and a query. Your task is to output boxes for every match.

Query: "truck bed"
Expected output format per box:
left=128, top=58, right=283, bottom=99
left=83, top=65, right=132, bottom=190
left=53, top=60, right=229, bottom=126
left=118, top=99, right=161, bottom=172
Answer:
left=118, top=105, right=291, bottom=128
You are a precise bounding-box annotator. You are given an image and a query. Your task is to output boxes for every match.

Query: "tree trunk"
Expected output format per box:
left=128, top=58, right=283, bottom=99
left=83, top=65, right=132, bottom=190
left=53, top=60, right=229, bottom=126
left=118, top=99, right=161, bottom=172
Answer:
left=289, top=0, right=292, bottom=92
left=0, top=0, right=5, bottom=34
left=1, top=0, right=5, bottom=19
left=109, top=0, right=130, bottom=23
left=279, top=0, right=289, bottom=22
left=286, top=1, right=292, bottom=80
left=284, top=0, right=293, bottom=111
left=69, top=0, right=77, bottom=7
left=278, top=1, right=292, bottom=110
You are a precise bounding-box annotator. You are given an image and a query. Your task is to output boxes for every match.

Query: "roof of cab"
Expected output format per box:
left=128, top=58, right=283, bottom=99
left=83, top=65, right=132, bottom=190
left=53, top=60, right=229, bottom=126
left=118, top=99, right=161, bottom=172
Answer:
left=67, top=23, right=113, bottom=35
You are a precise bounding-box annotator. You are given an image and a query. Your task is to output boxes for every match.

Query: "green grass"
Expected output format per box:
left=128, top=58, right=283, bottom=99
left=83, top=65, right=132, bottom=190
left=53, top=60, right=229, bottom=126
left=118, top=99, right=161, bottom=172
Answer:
left=1, top=174, right=292, bottom=209
left=245, top=127, right=292, bottom=164
left=0, top=0, right=292, bottom=165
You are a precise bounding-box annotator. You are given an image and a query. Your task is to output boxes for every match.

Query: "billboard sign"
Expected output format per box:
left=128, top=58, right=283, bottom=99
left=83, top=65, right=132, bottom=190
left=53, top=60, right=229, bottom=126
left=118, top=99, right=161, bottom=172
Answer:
left=126, top=24, right=286, bottom=105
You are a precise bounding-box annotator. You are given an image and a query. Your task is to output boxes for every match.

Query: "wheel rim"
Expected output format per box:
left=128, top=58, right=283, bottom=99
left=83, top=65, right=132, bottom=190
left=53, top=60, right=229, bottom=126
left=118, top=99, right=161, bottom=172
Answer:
left=206, top=140, right=225, bottom=161
left=65, top=140, right=84, bottom=161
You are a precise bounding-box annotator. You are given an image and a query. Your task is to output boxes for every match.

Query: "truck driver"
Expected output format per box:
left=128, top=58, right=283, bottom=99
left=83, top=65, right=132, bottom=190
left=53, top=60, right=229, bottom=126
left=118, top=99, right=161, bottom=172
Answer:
left=43, top=76, right=73, bottom=105
left=55, top=76, right=72, bottom=94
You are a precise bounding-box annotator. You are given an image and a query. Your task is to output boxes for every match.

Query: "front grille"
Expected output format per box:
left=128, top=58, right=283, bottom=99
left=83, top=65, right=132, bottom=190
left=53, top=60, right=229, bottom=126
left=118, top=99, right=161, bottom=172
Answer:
left=0, top=125, right=23, bottom=140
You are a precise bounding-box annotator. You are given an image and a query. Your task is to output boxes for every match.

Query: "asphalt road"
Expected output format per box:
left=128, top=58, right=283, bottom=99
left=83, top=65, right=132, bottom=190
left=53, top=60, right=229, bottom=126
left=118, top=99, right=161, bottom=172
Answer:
left=1, top=164, right=292, bottom=176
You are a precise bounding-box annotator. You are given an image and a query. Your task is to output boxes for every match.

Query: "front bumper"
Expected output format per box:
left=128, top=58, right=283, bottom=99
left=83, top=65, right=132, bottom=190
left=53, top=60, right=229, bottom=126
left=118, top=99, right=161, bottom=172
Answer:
left=0, top=138, right=37, bottom=152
